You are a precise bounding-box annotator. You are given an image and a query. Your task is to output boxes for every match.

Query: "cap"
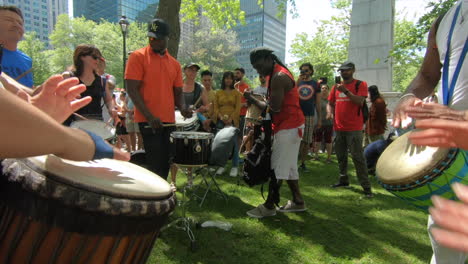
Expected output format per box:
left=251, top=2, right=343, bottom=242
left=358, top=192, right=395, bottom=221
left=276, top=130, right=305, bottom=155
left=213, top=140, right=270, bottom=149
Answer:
left=147, top=19, right=170, bottom=39
left=338, top=61, right=355, bottom=71
left=184, top=63, right=200, bottom=71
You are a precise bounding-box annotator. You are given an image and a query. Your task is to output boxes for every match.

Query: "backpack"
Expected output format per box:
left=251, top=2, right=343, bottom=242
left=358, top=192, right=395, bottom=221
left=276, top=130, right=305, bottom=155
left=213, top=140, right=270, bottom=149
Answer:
left=354, top=80, right=369, bottom=123
left=242, top=138, right=274, bottom=186
left=242, top=116, right=275, bottom=187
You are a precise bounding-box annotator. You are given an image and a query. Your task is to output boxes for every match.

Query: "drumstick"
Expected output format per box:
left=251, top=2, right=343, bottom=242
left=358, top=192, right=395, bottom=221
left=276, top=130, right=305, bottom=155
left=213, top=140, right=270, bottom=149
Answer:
left=192, top=96, right=202, bottom=110
left=73, top=113, right=88, bottom=120
left=144, top=123, right=177, bottom=129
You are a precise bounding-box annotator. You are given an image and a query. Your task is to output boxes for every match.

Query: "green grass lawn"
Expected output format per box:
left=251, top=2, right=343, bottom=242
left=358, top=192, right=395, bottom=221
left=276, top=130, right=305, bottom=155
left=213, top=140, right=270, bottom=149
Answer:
left=148, top=155, right=432, bottom=264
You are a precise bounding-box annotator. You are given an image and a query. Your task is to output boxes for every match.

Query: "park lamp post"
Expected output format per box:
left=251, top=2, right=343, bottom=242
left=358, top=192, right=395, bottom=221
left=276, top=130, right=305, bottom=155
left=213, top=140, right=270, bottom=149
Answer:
left=119, top=15, right=130, bottom=89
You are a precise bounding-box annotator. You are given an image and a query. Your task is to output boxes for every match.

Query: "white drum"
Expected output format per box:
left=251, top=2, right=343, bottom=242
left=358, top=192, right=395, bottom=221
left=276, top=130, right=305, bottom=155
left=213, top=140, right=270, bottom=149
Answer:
left=70, top=120, right=116, bottom=140
left=175, top=110, right=199, bottom=131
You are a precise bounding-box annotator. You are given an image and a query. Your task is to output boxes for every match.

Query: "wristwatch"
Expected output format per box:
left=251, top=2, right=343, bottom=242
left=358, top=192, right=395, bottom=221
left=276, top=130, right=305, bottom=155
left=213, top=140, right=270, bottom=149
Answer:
left=344, top=90, right=350, bottom=95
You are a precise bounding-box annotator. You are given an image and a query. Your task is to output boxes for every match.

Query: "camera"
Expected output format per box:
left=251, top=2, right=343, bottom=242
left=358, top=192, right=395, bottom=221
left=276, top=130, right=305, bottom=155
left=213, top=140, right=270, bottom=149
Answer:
left=334, top=75, right=341, bottom=84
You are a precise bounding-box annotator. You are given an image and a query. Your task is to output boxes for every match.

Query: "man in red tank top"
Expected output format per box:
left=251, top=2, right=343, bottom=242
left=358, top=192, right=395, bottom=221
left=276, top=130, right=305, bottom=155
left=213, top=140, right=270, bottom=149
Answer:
left=244, top=47, right=306, bottom=218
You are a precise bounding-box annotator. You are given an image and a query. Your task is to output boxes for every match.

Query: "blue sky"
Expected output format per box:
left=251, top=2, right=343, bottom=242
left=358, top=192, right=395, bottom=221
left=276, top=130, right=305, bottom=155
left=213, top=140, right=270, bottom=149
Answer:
left=285, top=0, right=431, bottom=63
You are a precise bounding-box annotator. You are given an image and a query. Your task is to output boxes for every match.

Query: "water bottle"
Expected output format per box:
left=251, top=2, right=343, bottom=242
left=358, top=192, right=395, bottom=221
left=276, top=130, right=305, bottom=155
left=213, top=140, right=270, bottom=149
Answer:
left=200, top=220, right=232, bottom=231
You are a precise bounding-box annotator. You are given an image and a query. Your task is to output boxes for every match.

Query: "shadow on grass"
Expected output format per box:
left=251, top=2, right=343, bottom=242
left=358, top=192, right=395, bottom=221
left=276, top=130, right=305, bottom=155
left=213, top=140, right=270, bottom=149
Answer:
left=148, top=156, right=432, bottom=264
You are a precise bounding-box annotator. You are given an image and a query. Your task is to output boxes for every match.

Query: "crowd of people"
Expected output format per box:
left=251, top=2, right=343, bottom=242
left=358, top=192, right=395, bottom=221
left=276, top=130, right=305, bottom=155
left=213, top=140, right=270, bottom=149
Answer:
left=2, top=1, right=468, bottom=262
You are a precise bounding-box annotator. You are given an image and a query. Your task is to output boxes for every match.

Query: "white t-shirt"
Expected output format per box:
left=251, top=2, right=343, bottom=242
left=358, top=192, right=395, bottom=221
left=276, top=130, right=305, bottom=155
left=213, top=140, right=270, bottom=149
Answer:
left=436, top=0, right=468, bottom=110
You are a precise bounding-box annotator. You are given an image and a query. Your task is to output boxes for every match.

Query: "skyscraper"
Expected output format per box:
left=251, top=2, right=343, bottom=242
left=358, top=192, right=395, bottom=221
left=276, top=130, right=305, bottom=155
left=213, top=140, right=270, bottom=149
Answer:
left=73, top=0, right=159, bottom=23
left=235, top=0, right=287, bottom=80
left=0, top=0, right=68, bottom=43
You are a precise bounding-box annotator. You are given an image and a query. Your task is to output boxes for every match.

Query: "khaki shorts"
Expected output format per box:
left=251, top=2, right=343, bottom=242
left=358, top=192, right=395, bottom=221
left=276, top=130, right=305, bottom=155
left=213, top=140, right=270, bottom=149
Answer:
left=125, top=119, right=140, bottom=133
left=271, top=125, right=304, bottom=180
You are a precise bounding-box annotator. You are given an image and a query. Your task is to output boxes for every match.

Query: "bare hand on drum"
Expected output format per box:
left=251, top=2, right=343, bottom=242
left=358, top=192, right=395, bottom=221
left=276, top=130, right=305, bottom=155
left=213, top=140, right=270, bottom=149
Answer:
left=405, top=102, right=467, bottom=121
left=409, top=118, right=468, bottom=150
left=180, top=108, right=193, bottom=119
left=429, top=183, right=468, bottom=253
left=29, top=75, right=92, bottom=123
left=392, top=94, right=420, bottom=129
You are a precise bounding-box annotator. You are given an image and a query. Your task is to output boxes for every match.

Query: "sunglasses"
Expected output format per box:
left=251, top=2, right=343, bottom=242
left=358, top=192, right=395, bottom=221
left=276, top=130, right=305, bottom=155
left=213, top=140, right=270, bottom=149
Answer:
left=83, top=53, right=100, bottom=60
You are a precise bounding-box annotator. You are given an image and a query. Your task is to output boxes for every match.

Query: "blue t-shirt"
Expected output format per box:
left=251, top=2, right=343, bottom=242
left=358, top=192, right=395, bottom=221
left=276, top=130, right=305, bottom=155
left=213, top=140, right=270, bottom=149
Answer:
left=2, top=49, right=33, bottom=87
left=298, top=79, right=320, bottom=116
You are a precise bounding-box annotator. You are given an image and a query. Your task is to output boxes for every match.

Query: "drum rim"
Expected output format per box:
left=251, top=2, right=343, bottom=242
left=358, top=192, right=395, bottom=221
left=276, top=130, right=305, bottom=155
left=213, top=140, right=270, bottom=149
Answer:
left=2, top=158, right=176, bottom=217
left=377, top=148, right=459, bottom=191
left=170, top=131, right=214, bottom=139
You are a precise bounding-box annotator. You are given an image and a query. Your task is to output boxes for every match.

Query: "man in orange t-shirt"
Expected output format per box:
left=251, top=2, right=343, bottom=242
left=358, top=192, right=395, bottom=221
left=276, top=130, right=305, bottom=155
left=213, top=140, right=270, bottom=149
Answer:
left=234, top=67, right=250, bottom=135
left=125, top=18, right=191, bottom=180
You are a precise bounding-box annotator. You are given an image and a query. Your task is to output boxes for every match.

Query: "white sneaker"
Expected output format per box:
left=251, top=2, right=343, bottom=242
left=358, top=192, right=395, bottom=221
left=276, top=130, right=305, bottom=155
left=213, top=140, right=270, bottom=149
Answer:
left=216, top=167, right=225, bottom=175
left=229, top=167, right=238, bottom=177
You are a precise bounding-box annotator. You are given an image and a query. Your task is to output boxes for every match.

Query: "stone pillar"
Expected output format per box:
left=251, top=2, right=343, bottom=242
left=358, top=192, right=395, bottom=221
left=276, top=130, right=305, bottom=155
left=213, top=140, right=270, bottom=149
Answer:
left=348, top=0, right=395, bottom=92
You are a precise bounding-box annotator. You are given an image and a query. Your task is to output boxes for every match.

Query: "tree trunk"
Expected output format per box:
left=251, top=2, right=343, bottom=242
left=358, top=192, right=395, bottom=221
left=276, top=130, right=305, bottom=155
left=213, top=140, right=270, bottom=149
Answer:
left=156, top=0, right=181, bottom=58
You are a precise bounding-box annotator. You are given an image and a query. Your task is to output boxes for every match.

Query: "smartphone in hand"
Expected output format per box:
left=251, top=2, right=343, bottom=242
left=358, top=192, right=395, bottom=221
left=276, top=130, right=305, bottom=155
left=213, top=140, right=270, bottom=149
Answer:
left=334, top=75, right=341, bottom=84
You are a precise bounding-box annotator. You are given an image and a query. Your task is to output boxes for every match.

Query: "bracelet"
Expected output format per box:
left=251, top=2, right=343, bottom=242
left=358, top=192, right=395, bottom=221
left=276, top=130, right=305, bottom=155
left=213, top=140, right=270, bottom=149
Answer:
left=399, top=93, right=416, bottom=101
left=81, top=129, right=114, bottom=160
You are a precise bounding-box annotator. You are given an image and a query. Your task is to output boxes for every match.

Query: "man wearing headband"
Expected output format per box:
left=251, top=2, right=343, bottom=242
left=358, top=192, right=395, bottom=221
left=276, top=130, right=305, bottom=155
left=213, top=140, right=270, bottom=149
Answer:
left=244, top=47, right=306, bottom=218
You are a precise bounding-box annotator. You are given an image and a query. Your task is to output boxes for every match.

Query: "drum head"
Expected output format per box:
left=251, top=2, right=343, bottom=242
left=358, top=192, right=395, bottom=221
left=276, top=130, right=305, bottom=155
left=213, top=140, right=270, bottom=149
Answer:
left=376, top=132, right=449, bottom=185
left=26, top=155, right=171, bottom=199
left=175, top=110, right=198, bottom=127
left=70, top=120, right=115, bottom=140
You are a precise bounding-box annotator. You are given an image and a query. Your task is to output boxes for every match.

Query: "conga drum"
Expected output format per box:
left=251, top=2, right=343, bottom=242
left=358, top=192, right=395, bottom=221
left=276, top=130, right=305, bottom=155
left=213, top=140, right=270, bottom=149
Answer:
left=0, top=155, right=175, bottom=264
left=376, top=132, right=468, bottom=211
left=245, top=94, right=265, bottom=125
left=70, top=120, right=116, bottom=141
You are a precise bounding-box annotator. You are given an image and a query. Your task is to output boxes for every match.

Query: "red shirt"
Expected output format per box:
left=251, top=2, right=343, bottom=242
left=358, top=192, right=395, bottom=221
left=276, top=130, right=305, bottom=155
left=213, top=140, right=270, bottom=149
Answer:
left=268, top=64, right=305, bottom=132
left=328, top=80, right=368, bottom=131
left=125, top=46, right=183, bottom=123
left=236, top=82, right=249, bottom=116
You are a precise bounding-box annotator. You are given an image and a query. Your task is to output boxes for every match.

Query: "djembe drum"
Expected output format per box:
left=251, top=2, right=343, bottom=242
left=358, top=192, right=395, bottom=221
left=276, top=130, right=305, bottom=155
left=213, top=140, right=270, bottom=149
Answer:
left=376, top=132, right=468, bottom=211
left=0, top=155, right=175, bottom=263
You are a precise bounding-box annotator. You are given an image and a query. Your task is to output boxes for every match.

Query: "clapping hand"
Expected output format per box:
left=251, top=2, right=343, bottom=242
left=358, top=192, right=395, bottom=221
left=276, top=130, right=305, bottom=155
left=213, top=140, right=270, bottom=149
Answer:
left=29, top=75, right=92, bottom=123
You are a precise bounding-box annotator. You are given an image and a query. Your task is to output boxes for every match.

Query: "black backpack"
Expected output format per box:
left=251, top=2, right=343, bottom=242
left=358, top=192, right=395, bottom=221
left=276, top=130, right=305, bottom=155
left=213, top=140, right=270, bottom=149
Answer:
left=243, top=118, right=274, bottom=187
left=242, top=138, right=274, bottom=186
left=354, top=80, right=369, bottom=123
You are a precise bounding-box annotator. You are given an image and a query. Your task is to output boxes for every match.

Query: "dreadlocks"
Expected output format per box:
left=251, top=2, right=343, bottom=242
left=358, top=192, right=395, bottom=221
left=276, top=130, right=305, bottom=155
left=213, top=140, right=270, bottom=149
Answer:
left=249, top=47, right=292, bottom=76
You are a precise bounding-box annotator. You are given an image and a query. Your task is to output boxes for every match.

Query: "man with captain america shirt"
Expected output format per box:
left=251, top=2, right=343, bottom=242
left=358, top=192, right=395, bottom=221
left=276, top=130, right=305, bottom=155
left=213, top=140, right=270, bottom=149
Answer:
left=297, top=62, right=321, bottom=171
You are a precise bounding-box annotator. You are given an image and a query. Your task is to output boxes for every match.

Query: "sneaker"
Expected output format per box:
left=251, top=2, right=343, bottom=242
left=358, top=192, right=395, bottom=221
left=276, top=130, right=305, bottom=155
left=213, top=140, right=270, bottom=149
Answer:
left=216, top=167, right=225, bottom=175
left=246, top=204, right=276, bottom=218
left=299, top=163, right=308, bottom=171
left=331, top=182, right=350, bottom=188
left=278, top=200, right=307, bottom=213
left=229, top=167, right=238, bottom=177
left=364, top=188, right=374, bottom=198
